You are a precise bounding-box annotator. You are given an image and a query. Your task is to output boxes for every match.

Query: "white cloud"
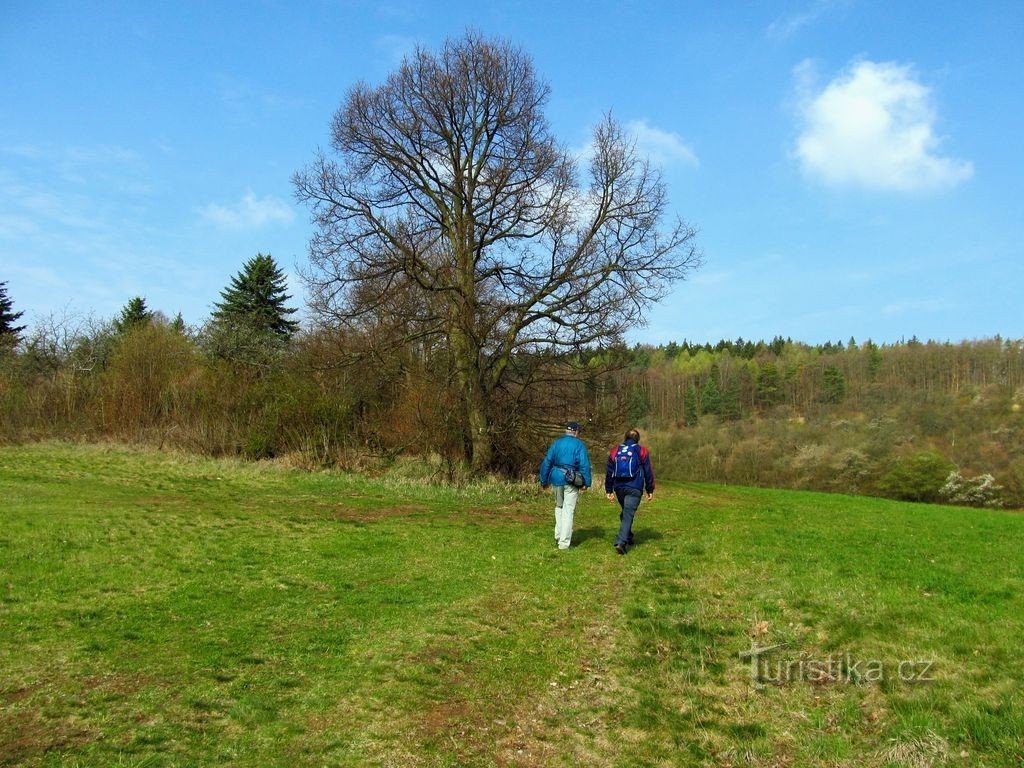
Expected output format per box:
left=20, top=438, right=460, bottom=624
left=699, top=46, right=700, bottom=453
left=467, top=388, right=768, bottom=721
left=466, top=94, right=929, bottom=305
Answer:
left=881, top=298, right=954, bottom=315
left=374, top=33, right=420, bottom=66
left=4, top=141, right=147, bottom=190
left=0, top=214, right=39, bottom=238
left=574, top=120, right=699, bottom=171
left=794, top=60, right=973, bottom=192
left=692, top=270, right=734, bottom=287
left=199, top=190, right=295, bottom=230
left=63, top=144, right=139, bottom=165
left=626, top=120, right=699, bottom=169
left=767, top=10, right=816, bottom=40
left=767, top=0, right=846, bottom=40
left=1, top=143, right=45, bottom=160
left=216, top=75, right=305, bottom=113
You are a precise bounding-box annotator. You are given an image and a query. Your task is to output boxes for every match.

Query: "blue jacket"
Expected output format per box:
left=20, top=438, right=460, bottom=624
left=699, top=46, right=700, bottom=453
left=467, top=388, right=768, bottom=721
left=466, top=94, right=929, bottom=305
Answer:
left=604, top=438, right=655, bottom=494
left=539, top=434, right=592, bottom=488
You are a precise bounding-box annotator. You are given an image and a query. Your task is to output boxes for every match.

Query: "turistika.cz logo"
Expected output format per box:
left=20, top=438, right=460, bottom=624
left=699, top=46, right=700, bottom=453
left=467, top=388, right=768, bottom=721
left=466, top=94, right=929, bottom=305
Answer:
left=740, top=642, right=936, bottom=690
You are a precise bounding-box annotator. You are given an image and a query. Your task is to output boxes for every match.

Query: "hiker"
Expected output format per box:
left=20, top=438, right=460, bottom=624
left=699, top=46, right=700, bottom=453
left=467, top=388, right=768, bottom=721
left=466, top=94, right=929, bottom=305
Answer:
left=604, top=428, right=655, bottom=555
left=539, top=421, right=592, bottom=550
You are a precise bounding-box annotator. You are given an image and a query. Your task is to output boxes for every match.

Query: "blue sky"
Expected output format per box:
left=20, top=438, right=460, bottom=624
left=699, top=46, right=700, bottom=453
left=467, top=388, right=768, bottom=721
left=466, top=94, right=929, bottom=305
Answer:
left=2, top=0, right=1021, bottom=345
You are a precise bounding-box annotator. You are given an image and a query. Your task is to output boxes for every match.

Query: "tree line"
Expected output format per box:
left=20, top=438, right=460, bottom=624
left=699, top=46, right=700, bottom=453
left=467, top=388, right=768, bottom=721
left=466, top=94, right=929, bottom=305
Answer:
left=616, top=336, right=1024, bottom=508
left=3, top=270, right=1022, bottom=507
left=0, top=258, right=627, bottom=477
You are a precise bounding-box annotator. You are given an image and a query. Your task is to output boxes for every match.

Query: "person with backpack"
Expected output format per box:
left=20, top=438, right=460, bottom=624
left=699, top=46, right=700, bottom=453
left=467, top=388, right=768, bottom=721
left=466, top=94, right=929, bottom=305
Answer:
left=539, top=421, right=593, bottom=550
left=604, top=428, right=655, bottom=555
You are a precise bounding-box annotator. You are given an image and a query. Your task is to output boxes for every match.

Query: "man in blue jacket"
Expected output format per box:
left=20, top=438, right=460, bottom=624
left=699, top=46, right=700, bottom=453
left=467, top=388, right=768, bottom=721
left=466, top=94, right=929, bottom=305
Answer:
left=604, top=428, right=655, bottom=555
left=539, top=421, right=592, bottom=550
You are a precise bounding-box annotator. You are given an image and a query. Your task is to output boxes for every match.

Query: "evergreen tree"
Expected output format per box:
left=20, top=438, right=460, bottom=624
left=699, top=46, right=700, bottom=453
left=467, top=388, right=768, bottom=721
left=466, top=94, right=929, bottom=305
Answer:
left=756, top=362, right=781, bottom=408
left=0, top=281, right=27, bottom=350
left=721, top=377, right=743, bottom=420
left=626, top=386, right=650, bottom=425
left=212, top=253, right=299, bottom=339
left=701, top=365, right=722, bottom=416
left=821, top=364, right=846, bottom=404
left=865, top=339, right=883, bottom=382
left=114, top=296, right=152, bottom=334
left=684, top=384, right=699, bottom=425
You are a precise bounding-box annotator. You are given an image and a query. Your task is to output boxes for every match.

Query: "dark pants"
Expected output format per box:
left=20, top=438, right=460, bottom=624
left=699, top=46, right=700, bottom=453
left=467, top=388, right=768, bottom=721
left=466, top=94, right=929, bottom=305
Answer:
left=614, top=488, right=642, bottom=548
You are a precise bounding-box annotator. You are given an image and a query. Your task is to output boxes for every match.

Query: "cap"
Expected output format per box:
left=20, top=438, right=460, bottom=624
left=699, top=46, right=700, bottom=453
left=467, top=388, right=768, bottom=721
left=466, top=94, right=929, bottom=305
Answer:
left=565, top=421, right=581, bottom=433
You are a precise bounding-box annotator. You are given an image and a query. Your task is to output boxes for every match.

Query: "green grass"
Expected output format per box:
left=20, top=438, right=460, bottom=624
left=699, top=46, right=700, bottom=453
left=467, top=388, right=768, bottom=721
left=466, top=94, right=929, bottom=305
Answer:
left=1, top=443, right=1022, bottom=767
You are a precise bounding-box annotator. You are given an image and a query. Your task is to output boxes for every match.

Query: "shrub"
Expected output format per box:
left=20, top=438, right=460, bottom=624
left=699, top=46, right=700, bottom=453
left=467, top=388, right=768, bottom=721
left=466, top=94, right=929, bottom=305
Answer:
left=791, top=443, right=831, bottom=488
left=940, top=471, right=1005, bottom=508
left=724, top=437, right=775, bottom=486
left=101, top=323, right=199, bottom=438
left=691, top=444, right=720, bottom=482
left=878, top=451, right=955, bottom=503
left=828, top=448, right=874, bottom=495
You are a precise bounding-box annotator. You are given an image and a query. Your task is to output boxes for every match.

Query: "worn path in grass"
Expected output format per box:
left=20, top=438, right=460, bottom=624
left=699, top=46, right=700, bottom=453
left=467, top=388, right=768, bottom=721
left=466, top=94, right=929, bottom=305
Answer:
left=1, top=443, right=1022, bottom=767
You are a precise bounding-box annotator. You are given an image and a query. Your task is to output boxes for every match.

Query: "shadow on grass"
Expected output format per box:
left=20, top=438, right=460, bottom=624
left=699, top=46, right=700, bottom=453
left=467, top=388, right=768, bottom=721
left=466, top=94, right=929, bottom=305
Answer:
left=573, top=527, right=607, bottom=545
left=631, top=529, right=665, bottom=547
left=572, top=527, right=666, bottom=549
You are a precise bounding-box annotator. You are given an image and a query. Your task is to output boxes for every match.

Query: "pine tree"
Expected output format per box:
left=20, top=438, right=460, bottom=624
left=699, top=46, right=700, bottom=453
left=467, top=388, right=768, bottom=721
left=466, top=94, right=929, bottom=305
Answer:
left=684, top=384, right=699, bottom=425
left=212, top=253, right=298, bottom=339
left=821, top=364, right=846, bottom=404
left=755, top=362, right=781, bottom=408
left=0, top=281, right=27, bottom=350
left=701, top=365, right=722, bottom=416
left=865, top=340, right=883, bottom=382
left=721, top=377, right=743, bottom=420
left=626, top=386, right=650, bottom=425
left=113, top=296, right=152, bottom=334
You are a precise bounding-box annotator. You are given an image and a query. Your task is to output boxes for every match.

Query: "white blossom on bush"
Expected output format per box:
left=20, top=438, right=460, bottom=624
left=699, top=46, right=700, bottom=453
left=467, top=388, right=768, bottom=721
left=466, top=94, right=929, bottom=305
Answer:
left=940, top=471, right=1005, bottom=508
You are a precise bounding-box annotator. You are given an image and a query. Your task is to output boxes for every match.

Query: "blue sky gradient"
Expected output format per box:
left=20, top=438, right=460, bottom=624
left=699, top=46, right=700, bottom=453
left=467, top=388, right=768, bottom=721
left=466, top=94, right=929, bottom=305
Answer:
left=2, top=1, right=1021, bottom=345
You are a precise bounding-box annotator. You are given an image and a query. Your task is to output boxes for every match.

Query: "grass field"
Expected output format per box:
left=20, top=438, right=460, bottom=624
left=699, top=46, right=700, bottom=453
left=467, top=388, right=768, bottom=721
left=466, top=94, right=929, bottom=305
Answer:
left=1, top=443, right=1022, bottom=767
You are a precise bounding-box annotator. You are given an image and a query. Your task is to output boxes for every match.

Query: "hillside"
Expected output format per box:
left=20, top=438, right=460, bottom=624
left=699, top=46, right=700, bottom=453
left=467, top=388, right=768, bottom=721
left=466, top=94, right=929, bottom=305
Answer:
left=604, top=337, right=1024, bottom=509
left=2, top=444, right=1022, bottom=766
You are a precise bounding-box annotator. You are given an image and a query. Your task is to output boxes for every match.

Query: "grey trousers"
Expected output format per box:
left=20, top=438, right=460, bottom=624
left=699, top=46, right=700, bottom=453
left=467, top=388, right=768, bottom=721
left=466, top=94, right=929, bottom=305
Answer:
left=553, top=484, right=580, bottom=549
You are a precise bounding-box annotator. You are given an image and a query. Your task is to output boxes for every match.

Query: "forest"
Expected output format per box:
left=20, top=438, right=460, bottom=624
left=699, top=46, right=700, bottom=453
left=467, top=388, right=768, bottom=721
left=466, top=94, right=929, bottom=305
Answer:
left=2, top=276, right=1022, bottom=508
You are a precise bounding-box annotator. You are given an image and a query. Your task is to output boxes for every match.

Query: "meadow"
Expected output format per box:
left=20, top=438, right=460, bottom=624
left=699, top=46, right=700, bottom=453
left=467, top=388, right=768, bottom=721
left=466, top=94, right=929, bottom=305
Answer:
left=1, top=443, right=1022, bottom=767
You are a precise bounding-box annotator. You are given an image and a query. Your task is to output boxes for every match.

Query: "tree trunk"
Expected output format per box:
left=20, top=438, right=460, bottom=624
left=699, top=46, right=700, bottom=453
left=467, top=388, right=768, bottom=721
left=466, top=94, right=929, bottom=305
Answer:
left=456, top=363, right=493, bottom=471
left=449, top=322, right=494, bottom=471
left=467, top=393, right=493, bottom=472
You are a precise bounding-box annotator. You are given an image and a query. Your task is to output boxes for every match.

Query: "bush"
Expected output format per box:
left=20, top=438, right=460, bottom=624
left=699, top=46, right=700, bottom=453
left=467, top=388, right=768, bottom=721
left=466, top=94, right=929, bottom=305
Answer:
left=724, top=437, right=775, bottom=486
left=940, top=471, right=1005, bottom=508
left=828, top=448, right=874, bottom=494
left=101, top=323, right=200, bottom=438
left=878, top=451, right=955, bottom=503
left=791, top=443, right=831, bottom=488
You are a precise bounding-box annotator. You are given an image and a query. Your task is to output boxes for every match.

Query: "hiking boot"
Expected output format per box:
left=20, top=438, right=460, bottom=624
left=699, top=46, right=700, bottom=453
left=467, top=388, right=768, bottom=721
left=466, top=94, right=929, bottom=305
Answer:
left=615, top=543, right=626, bottom=555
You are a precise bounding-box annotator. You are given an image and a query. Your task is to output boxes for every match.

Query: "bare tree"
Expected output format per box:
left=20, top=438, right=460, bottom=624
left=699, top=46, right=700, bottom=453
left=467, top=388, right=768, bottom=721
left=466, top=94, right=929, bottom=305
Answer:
left=294, top=32, right=701, bottom=471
